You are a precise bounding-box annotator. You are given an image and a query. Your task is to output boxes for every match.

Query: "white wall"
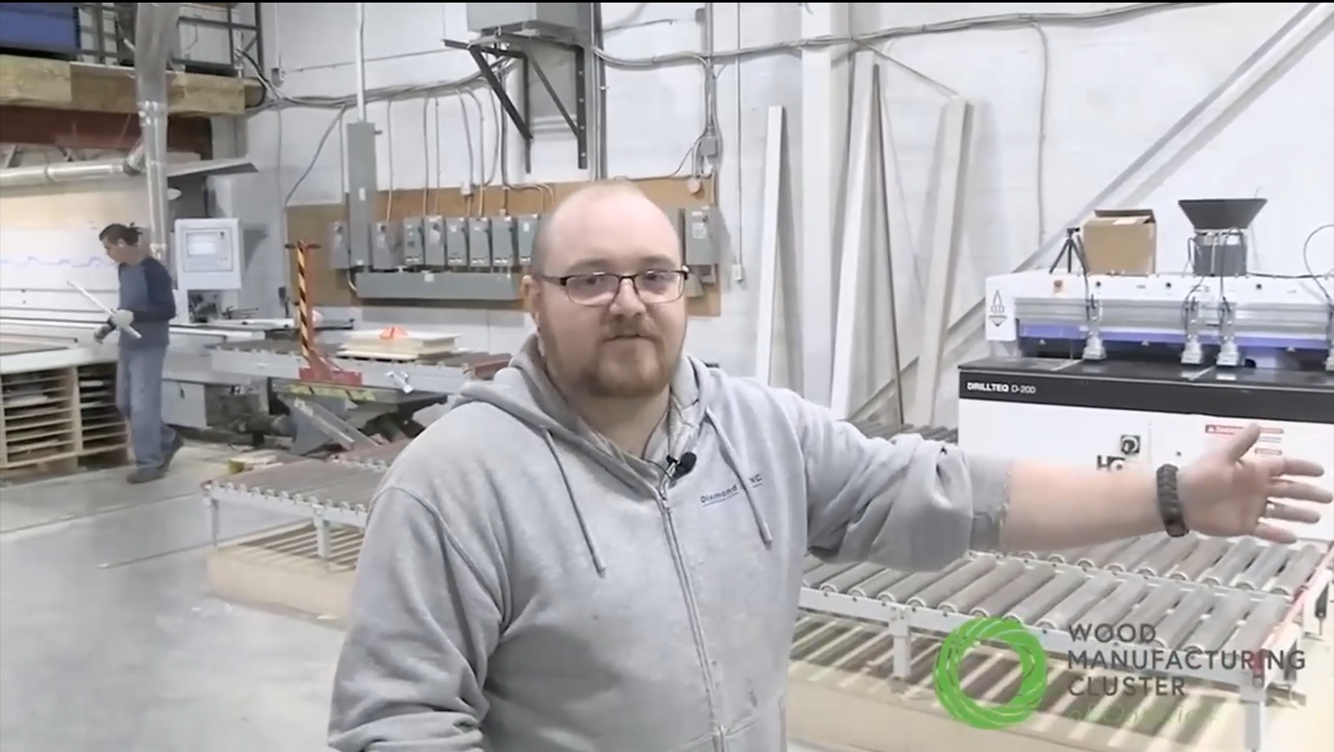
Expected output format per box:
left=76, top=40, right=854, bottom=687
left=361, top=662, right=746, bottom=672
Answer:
left=248, top=2, right=1334, bottom=417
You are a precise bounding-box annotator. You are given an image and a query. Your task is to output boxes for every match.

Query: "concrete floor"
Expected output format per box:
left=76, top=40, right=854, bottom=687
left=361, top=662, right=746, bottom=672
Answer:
left=0, top=445, right=343, bottom=751
left=0, top=445, right=828, bottom=752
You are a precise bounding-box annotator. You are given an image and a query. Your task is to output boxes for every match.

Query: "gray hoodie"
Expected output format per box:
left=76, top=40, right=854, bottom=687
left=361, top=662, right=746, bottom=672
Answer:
left=329, top=335, right=1012, bottom=752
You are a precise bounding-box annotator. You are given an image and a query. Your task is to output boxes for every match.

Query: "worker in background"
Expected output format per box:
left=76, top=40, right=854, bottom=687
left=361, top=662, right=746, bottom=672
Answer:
left=327, top=183, right=1331, bottom=752
left=96, top=223, right=183, bottom=484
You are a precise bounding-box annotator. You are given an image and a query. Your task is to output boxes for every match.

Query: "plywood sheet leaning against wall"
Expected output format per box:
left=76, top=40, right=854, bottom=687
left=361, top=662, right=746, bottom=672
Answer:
left=284, top=176, right=724, bottom=317
left=0, top=178, right=148, bottom=313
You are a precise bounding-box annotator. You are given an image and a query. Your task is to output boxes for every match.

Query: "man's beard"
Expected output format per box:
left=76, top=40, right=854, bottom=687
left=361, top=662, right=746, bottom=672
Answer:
left=541, top=317, right=678, bottom=399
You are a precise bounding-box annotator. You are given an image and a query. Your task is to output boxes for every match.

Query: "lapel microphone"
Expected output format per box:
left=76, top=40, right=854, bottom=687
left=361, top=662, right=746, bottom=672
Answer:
left=667, top=452, right=697, bottom=481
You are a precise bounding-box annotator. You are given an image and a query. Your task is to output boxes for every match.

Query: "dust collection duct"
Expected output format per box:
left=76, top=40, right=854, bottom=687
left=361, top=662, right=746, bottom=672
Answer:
left=0, top=3, right=181, bottom=261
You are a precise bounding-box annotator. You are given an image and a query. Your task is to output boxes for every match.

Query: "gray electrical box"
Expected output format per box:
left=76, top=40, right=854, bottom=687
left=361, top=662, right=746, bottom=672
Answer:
left=468, top=218, right=492, bottom=268
left=445, top=218, right=469, bottom=268
left=372, top=221, right=397, bottom=270
left=683, top=208, right=724, bottom=266
left=328, top=221, right=351, bottom=270
left=422, top=216, right=446, bottom=267
left=401, top=217, right=425, bottom=267
left=465, top=3, right=591, bottom=38
left=515, top=214, right=541, bottom=267
left=490, top=215, right=516, bottom=268
left=345, top=121, right=379, bottom=268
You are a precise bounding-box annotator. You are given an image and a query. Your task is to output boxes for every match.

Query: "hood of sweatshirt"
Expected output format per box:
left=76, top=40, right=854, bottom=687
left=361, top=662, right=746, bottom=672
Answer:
left=450, top=334, right=774, bottom=574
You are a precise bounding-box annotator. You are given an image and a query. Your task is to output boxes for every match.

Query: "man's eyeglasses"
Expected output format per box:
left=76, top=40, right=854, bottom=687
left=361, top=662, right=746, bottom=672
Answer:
left=539, top=269, right=690, bottom=306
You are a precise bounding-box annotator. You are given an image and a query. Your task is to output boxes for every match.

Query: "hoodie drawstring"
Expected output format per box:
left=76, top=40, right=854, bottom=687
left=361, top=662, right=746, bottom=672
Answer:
left=540, top=413, right=774, bottom=577
left=705, top=409, right=774, bottom=549
left=543, top=430, right=608, bottom=576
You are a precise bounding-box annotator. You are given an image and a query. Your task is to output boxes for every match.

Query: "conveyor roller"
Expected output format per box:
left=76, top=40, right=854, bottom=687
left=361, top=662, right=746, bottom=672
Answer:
left=1079, top=576, right=1150, bottom=629
left=1134, top=536, right=1198, bottom=576
left=1182, top=592, right=1253, bottom=653
left=1151, top=587, right=1215, bottom=649
left=334, top=441, right=409, bottom=469
left=905, top=558, right=996, bottom=608
left=204, top=458, right=386, bottom=513
left=1036, top=570, right=1117, bottom=629
left=1270, top=544, right=1324, bottom=596
left=969, top=563, right=1055, bottom=617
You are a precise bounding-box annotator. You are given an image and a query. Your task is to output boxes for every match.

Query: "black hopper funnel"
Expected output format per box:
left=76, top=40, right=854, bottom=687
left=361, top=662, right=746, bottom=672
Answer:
left=1178, top=198, right=1267, bottom=232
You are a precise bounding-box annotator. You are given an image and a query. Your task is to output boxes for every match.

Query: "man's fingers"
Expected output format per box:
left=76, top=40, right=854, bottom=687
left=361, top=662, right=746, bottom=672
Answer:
left=1279, top=457, right=1327, bottom=478
left=1268, top=479, right=1333, bottom=504
left=1263, top=500, right=1323, bottom=524
left=1219, top=423, right=1262, bottom=462
left=1252, top=522, right=1298, bottom=545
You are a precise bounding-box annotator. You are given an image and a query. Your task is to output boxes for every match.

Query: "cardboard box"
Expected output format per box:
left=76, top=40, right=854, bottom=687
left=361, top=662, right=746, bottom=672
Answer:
left=1082, top=209, right=1157, bottom=275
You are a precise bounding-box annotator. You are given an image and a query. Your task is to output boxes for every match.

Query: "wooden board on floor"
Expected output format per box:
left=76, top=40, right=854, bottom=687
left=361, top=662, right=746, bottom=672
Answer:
left=786, top=612, right=1331, bottom=752
left=285, top=176, right=724, bottom=316
left=207, top=523, right=361, bottom=624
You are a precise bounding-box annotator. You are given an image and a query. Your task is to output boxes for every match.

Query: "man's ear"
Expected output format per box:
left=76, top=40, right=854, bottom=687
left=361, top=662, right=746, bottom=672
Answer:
left=520, top=274, right=539, bottom=316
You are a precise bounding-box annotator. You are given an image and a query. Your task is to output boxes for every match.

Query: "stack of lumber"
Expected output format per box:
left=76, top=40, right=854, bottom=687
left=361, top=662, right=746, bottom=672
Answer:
left=336, top=327, right=459, bottom=361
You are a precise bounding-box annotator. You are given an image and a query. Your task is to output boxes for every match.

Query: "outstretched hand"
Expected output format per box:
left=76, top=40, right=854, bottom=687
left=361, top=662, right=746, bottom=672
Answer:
left=1180, top=423, right=1332, bottom=544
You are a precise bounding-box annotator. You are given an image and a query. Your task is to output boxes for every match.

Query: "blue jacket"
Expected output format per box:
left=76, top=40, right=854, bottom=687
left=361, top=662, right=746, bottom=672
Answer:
left=117, top=257, right=176, bottom=349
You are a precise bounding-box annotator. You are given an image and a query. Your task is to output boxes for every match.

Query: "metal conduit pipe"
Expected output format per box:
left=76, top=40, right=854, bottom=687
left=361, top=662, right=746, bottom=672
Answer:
left=0, top=4, right=180, bottom=249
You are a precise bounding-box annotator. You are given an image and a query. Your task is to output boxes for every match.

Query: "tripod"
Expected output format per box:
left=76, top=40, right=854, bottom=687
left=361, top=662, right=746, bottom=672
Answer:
left=1048, top=227, right=1090, bottom=274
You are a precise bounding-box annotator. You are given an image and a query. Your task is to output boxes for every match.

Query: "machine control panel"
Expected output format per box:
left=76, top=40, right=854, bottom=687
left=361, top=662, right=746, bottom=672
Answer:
left=174, top=218, right=243, bottom=292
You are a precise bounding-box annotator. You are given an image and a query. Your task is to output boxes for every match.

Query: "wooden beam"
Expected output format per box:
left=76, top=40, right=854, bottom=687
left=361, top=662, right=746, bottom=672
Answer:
left=69, top=63, right=250, bottom=116
left=0, top=55, right=73, bottom=107
left=0, top=106, right=213, bottom=156
left=0, top=54, right=256, bottom=116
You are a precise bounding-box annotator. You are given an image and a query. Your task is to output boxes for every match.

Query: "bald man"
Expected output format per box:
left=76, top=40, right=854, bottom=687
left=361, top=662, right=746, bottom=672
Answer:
left=327, top=183, right=1329, bottom=751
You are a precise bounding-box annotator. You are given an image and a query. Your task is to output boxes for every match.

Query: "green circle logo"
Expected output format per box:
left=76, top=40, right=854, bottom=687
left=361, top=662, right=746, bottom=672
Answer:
left=933, top=616, right=1048, bottom=729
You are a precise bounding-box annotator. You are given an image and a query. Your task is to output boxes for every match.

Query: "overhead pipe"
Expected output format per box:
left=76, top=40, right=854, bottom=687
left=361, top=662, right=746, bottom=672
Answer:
left=0, top=142, right=146, bottom=190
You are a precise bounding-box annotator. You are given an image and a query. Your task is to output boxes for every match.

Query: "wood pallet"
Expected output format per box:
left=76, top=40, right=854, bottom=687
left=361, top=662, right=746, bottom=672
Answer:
left=0, top=362, right=129, bottom=479
left=206, top=523, right=362, bottom=624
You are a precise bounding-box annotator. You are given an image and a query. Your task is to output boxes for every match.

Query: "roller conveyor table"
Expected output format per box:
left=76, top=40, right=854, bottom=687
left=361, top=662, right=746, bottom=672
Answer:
left=206, top=460, right=386, bottom=514
left=333, top=441, right=410, bottom=469
left=799, top=539, right=1333, bottom=752
left=202, top=458, right=386, bottom=560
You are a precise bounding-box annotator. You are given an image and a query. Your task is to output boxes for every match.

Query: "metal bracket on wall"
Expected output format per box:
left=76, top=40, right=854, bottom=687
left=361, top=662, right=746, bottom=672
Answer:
left=444, top=34, right=588, bottom=171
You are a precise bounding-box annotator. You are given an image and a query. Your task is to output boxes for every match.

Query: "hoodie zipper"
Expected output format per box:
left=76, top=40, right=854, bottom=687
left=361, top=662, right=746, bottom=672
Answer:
left=656, top=462, right=726, bottom=750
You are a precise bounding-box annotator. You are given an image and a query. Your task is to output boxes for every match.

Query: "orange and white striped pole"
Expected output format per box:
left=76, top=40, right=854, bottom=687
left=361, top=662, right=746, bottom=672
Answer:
left=295, top=241, right=315, bottom=364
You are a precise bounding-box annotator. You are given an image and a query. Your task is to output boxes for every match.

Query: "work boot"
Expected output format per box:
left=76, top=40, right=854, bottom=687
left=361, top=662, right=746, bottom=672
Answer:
left=127, top=466, right=164, bottom=484
left=161, top=434, right=185, bottom=471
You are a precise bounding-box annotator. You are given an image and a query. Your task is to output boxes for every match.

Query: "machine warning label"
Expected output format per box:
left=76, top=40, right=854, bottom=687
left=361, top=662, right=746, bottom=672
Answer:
left=1205, top=423, right=1282, bottom=444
